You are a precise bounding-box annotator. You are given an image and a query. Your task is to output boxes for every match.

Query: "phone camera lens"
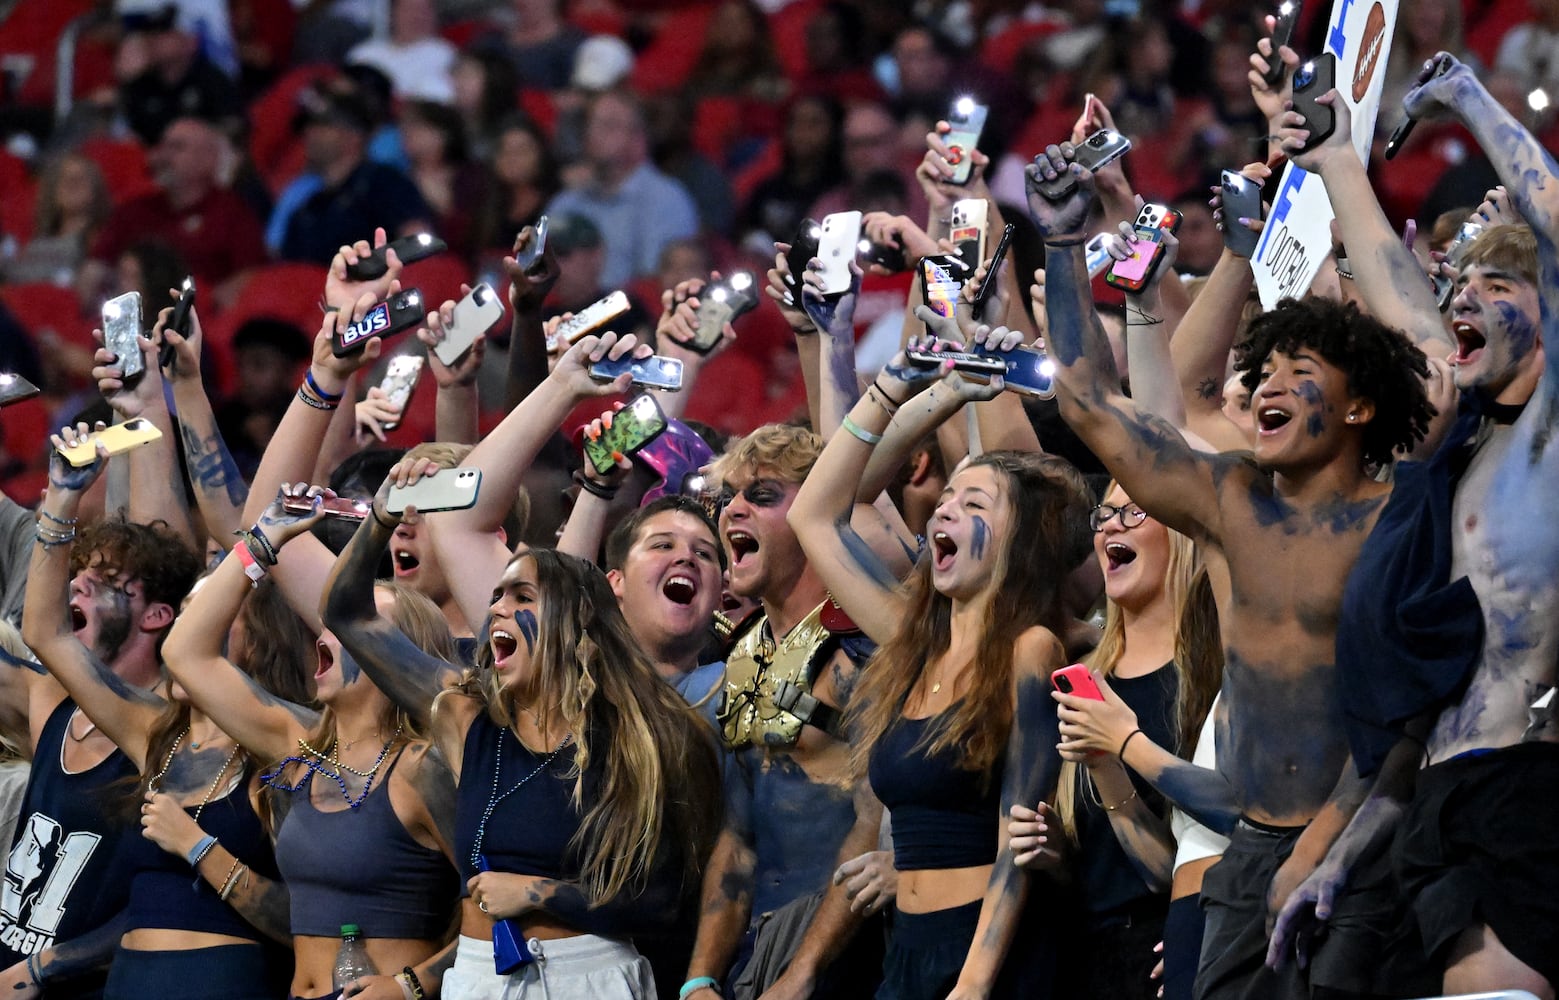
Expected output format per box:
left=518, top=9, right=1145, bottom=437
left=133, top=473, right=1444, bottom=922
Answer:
left=1088, top=133, right=1106, bottom=147
left=1056, top=676, right=1073, bottom=693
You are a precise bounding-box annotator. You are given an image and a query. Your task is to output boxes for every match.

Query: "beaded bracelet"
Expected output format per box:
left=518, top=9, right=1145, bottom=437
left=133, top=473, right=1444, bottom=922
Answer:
left=401, top=968, right=427, bottom=1000
left=35, top=527, right=75, bottom=549
left=38, top=510, right=77, bottom=527
left=571, top=469, right=619, bottom=501
left=304, top=369, right=344, bottom=403
left=218, top=860, right=246, bottom=900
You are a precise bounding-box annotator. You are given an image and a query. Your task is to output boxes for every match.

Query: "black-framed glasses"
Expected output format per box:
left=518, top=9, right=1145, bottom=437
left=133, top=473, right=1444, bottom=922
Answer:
left=1090, top=503, right=1149, bottom=532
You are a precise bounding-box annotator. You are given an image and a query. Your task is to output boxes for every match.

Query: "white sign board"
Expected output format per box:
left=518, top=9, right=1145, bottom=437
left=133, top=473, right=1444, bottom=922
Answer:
left=1252, top=0, right=1400, bottom=308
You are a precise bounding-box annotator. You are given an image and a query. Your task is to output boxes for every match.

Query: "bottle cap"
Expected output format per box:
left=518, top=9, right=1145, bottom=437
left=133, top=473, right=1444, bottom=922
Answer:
left=341, top=924, right=360, bottom=937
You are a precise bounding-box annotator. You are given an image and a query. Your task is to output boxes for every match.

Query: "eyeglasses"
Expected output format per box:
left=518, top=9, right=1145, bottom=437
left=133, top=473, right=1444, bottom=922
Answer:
left=1090, top=503, right=1149, bottom=532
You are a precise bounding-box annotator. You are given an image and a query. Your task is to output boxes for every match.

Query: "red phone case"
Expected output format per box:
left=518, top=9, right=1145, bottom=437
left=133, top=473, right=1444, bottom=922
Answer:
left=1052, top=664, right=1105, bottom=701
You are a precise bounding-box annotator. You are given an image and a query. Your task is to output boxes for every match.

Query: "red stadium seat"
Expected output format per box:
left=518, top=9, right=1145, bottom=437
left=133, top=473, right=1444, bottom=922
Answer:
left=200, top=262, right=329, bottom=394
left=0, top=283, right=96, bottom=351
left=248, top=64, right=335, bottom=182
left=0, top=395, right=51, bottom=479
left=630, top=4, right=715, bottom=94
left=0, top=0, right=96, bottom=108
left=0, top=151, right=35, bottom=244
left=77, top=136, right=156, bottom=206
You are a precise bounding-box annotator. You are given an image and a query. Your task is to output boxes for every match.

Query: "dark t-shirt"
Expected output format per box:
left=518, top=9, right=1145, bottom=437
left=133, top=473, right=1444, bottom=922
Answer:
left=278, top=161, right=431, bottom=266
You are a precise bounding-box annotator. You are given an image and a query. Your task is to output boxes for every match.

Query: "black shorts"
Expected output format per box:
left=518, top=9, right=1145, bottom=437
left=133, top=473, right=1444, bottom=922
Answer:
left=1193, top=819, right=1308, bottom=1000
left=1392, top=740, right=1559, bottom=989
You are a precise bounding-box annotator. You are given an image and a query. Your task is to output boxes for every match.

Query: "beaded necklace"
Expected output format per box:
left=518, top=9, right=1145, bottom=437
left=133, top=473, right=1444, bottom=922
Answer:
left=150, top=728, right=244, bottom=822
left=261, top=724, right=402, bottom=810
left=468, top=727, right=574, bottom=870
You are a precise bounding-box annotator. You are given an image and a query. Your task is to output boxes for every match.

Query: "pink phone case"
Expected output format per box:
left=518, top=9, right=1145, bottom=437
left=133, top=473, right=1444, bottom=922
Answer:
left=1052, top=664, right=1105, bottom=701
left=1110, top=234, right=1161, bottom=284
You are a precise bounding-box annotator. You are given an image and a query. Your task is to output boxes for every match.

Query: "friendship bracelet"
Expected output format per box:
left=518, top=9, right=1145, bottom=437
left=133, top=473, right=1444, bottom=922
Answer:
left=25, top=953, right=42, bottom=987
left=1118, top=728, right=1144, bottom=761
left=296, top=385, right=338, bottom=411
left=840, top=416, right=884, bottom=445
left=871, top=379, right=905, bottom=409
left=401, top=968, right=427, bottom=1000
left=38, top=510, right=77, bottom=527
left=186, top=834, right=218, bottom=868
left=35, top=527, right=75, bottom=549
left=572, top=469, right=619, bottom=501
left=218, top=860, right=246, bottom=900
left=304, top=369, right=345, bottom=402
left=680, top=977, right=720, bottom=1000
left=1103, top=788, right=1139, bottom=812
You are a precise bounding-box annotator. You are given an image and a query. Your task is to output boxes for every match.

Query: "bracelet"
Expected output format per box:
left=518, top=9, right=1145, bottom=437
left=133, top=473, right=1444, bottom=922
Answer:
left=871, top=379, right=905, bottom=409
left=840, top=416, right=883, bottom=445
left=371, top=505, right=398, bottom=531
left=680, top=977, right=720, bottom=1000
left=1126, top=307, right=1163, bottom=325
left=187, top=834, right=218, bottom=868
left=401, top=968, right=427, bottom=1000
left=233, top=539, right=267, bottom=586
left=1043, top=235, right=1087, bottom=247
left=218, top=860, right=246, bottom=900
left=1103, top=787, right=1139, bottom=812
left=34, top=527, right=75, bottom=549
left=240, top=525, right=279, bottom=565
left=297, top=385, right=339, bottom=411
left=571, top=469, right=619, bottom=501
left=38, top=510, right=77, bottom=527
left=395, top=976, right=416, bottom=1000
left=25, top=953, right=42, bottom=987
left=1118, top=727, right=1144, bottom=761
left=305, top=369, right=345, bottom=402
left=1335, top=263, right=1355, bottom=280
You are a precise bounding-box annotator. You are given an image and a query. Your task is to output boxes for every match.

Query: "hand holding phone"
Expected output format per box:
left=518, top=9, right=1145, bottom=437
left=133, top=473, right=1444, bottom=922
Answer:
left=161, top=278, right=194, bottom=374
left=816, top=212, right=863, bottom=295
left=385, top=467, right=483, bottom=515
left=1051, top=664, right=1105, bottom=701
left=589, top=354, right=684, bottom=390
left=942, top=97, right=989, bottom=186
left=1035, top=129, right=1131, bottom=201
left=1260, top=1, right=1303, bottom=88
left=583, top=394, right=668, bottom=476
left=344, top=233, right=448, bottom=281
left=333, top=290, right=428, bottom=357
left=1219, top=171, right=1265, bottom=258
left=971, top=223, right=1015, bottom=320
left=58, top=417, right=163, bottom=467
left=691, top=272, right=758, bottom=353
left=514, top=217, right=549, bottom=272
left=434, top=284, right=505, bottom=366
left=102, top=292, right=145, bottom=382
left=1289, top=53, right=1338, bottom=153
left=1105, top=227, right=1169, bottom=293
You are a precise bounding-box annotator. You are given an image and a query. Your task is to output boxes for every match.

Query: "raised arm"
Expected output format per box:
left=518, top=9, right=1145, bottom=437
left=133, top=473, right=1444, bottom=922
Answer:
left=501, top=226, right=560, bottom=410
left=162, top=492, right=322, bottom=762
left=418, top=290, right=486, bottom=445
left=22, top=439, right=164, bottom=769
left=161, top=299, right=248, bottom=541
left=1172, top=241, right=1259, bottom=453
left=1026, top=148, right=1231, bottom=543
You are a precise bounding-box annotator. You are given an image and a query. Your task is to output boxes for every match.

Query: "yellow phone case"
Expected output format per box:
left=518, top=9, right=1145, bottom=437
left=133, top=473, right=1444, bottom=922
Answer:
left=59, top=418, right=163, bottom=467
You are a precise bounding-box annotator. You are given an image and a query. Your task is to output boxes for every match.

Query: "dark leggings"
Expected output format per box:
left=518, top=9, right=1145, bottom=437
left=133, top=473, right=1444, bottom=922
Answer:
left=1162, top=894, right=1207, bottom=1000
left=104, top=944, right=277, bottom=1000
left=877, top=900, right=982, bottom=1000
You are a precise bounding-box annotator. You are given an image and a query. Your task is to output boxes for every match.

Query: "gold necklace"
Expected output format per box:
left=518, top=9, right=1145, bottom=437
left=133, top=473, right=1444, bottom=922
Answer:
left=152, top=729, right=244, bottom=822
left=298, top=723, right=403, bottom=778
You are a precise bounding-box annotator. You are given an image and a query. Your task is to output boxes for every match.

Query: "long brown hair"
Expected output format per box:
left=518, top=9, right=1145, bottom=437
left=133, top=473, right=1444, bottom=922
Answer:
left=848, top=452, right=1093, bottom=783
left=466, top=550, right=721, bottom=906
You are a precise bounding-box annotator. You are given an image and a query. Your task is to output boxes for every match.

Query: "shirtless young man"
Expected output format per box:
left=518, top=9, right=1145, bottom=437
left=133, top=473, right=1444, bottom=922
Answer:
left=1268, top=57, right=1559, bottom=999
left=1026, top=146, right=1435, bottom=1000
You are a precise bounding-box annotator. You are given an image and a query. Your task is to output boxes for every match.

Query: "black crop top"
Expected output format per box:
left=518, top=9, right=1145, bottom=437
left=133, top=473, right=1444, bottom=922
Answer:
left=122, top=767, right=279, bottom=940
left=868, top=710, right=1002, bottom=871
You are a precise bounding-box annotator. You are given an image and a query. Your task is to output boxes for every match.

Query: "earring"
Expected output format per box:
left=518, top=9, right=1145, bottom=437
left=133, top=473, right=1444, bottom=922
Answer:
left=1346, top=414, right=1357, bottom=423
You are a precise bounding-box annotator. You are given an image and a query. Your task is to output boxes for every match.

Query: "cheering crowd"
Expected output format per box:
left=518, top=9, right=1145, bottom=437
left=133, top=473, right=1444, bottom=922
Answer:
left=1, top=0, right=1558, bottom=999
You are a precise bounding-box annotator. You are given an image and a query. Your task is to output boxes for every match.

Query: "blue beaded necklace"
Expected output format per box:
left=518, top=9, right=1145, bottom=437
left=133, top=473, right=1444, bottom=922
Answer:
left=261, top=725, right=401, bottom=810
left=469, top=727, right=574, bottom=870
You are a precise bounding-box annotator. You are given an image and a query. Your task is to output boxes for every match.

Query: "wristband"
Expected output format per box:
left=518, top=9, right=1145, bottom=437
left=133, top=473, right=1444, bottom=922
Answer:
left=246, top=524, right=280, bottom=565
left=25, top=954, right=42, bottom=987
left=871, top=379, right=905, bottom=409
left=186, top=834, right=218, bottom=868
left=572, top=469, right=619, bottom=501
left=297, top=385, right=338, bottom=411
left=401, top=968, right=426, bottom=1000
left=680, top=977, right=720, bottom=1000
left=1118, top=728, right=1144, bottom=761
left=840, top=416, right=883, bottom=446
left=305, top=369, right=345, bottom=402
left=371, top=505, right=399, bottom=531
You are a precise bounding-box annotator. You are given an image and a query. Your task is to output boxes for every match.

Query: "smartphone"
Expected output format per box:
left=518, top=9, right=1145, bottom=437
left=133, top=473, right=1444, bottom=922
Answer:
left=281, top=494, right=372, bottom=521
left=59, top=417, right=163, bottom=467
left=1134, top=203, right=1183, bottom=235
left=817, top=211, right=863, bottom=295
left=343, top=233, right=448, bottom=281
left=588, top=353, right=685, bottom=391
left=548, top=290, right=631, bottom=352
left=783, top=219, right=823, bottom=306
left=1386, top=55, right=1451, bottom=159
left=333, top=289, right=427, bottom=357
left=1220, top=170, right=1264, bottom=258
left=1001, top=346, right=1057, bottom=399
left=691, top=272, right=758, bottom=353
left=951, top=198, right=989, bottom=277
left=584, top=393, right=668, bottom=476
left=514, top=216, right=548, bottom=272
left=1035, top=128, right=1132, bottom=201
left=162, top=277, right=194, bottom=373
left=1105, top=227, right=1168, bottom=293
left=1051, top=664, right=1105, bottom=701
left=1261, top=0, right=1303, bottom=88
left=905, top=346, right=1009, bottom=375
left=0, top=373, right=41, bottom=407
left=1290, top=53, right=1338, bottom=152
left=1085, top=233, right=1115, bottom=278
left=943, top=96, right=989, bottom=186
left=384, top=467, right=483, bottom=515
left=1444, top=220, right=1485, bottom=268
left=971, top=223, right=1015, bottom=320
left=437, top=283, right=505, bottom=366
left=920, top=254, right=968, bottom=319
left=858, top=238, right=907, bottom=274
left=102, top=291, right=144, bottom=382
left=377, top=355, right=424, bottom=431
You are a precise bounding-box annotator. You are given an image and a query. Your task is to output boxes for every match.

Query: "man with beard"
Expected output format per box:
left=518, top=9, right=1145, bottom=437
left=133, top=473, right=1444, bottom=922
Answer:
left=5, top=467, right=199, bottom=996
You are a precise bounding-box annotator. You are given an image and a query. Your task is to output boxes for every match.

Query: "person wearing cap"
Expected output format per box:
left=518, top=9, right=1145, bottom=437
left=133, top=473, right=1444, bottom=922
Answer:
left=118, top=1, right=242, bottom=145
left=545, top=91, right=700, bottom=289
left=276, top=80, right=434, bottom=265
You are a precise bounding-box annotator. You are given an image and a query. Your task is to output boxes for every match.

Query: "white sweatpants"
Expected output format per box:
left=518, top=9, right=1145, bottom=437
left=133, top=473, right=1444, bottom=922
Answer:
left=442, top=933, right=654, bottom=1000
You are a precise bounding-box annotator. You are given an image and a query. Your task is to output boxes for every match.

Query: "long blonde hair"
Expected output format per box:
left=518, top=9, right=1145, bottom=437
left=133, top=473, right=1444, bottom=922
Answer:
left=468, top=549, right=721, bottom=906
left=849, top=452, right=1093, bottom=785
left=1055, top=488, right=1222, bottom=843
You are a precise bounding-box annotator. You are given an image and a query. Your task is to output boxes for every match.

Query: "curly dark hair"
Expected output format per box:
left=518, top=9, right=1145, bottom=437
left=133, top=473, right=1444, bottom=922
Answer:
left=70, top=519, right=201, bottom=614
left=1235, top=298, right=1433, bottom=468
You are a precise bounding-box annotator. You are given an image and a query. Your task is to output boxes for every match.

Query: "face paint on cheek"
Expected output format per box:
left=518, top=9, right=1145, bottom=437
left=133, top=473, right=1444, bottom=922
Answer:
left=1493, top=300, right=1538, bottom=358
left=339, top=649, right=362, bottom=685
left=970, top=515, right=990, bottom=561
left=1294, top=381, right=1326, bottom=437
left=516, top=610, right=538, bottom=653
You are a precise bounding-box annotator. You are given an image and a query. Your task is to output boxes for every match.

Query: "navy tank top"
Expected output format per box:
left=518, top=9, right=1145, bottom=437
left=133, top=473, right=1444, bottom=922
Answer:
left=868, top=710, right=1002, bottom=870
left=453, top=714, right=590, bottom=887
left=120, top=765, right=280, bottom=940
left=0, top=700, right=138, bottom=996
left=273, top=748, right=459, bottom=939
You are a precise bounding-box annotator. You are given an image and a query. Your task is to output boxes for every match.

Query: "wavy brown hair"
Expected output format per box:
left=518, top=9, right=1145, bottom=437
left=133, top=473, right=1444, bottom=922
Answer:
left=467, top=549, right=721, bottom=905
left=848, top=452, right=1093, bottom=784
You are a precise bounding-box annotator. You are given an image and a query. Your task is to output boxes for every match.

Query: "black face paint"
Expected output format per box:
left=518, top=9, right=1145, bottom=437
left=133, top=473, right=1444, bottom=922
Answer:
left=970, top=515, right=990, bottom=560
left=91, top=586, right=134, bottom=664
left=516, top=609, right=538, bottom=653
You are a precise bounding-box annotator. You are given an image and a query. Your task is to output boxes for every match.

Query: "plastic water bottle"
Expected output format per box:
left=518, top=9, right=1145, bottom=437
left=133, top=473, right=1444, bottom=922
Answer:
left=332, top=924, right=378, bottom=990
